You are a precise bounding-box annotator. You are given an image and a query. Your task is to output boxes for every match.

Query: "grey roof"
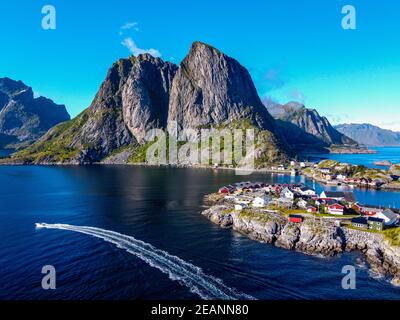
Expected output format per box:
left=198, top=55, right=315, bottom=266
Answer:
left=382, top=209, right=398, bottom=221
left=368, top=217, right=385, bottom=224
left=323, top=191, right=345, bottom=198
left=352, top=217, right=368, bottom=225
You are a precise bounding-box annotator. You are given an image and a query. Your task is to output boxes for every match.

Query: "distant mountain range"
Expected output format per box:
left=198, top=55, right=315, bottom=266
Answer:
left=0, top=77, right=70, bottom=149
left=335, top=123, right=400, bottom=146
left=266, top=101, right=357, bottom=152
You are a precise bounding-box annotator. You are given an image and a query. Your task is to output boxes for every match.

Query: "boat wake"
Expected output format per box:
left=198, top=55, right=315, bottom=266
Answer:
left=35, top=223, right=255, bottom=300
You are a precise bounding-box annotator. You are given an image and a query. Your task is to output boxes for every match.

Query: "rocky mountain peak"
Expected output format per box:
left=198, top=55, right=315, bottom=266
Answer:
left=266, top=101, right=357, bottom=149
left=0, top=78, right=70, bottom=148
left=8, top=42, right=287, bottom=164
left=167, top=41, right=276, bottom=132
left=0, top=77, right=29, bottom=98
left=335, top=123, right=400, bottom=146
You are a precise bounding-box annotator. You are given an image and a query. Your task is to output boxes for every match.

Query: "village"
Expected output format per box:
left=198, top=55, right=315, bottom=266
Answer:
left=217, top=180, right=400, bottom=232
left=289, top=160, right=400, bottom=189
left=267, top=159, right=400, bottom=191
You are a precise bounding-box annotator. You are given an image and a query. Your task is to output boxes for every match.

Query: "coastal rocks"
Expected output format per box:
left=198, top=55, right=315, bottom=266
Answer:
left=381, top=181, right=400, bottom=190
left=275, top=224, right=300, bottom=250
left=100, top=148, right=134, bottom=164
left=201, top=202, right=400, bottom=280
left=202, top=206, right=233, bottom=228
left=365, top=247, right=385, bottom=274
left=295, top=224, right=343, bottom=256
left=391, top=276, right=400, bottom=287
left=389, top=164, right=400, bottom=176
left=232, top=216, right=280, bottom=243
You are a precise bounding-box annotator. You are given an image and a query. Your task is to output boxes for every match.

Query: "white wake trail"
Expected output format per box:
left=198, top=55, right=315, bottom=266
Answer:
left=35, top=223, right=255, bottom=300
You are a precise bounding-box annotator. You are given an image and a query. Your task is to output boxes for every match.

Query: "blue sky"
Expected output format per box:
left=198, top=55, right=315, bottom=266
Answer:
left=0, top=0, right=399, bottom=130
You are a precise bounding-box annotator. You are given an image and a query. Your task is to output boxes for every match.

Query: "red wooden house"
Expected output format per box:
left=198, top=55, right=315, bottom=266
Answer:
left=327, top=203, right=345, bottom=215
left=218, top=187, right=229, bottom=194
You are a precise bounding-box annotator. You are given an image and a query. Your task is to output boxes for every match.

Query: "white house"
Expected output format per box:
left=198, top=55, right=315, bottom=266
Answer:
left=263, top=186, right=272, bottom=193
left=297, top=199, right=308, bottom=209
left=373, top=209, right=399, bottom=226
left=281, top=187, right=294, bottom=199
left=298, top=186, right=316, bottom=196
left=252, top=195, right=270, bottom=208
left=336, top=174, right=348, bottom=181
left=234, top=204, right=247, bottom=211
left=327, top=203, right=345, bottom=215
left=320, top=168, right=331, bottom=174
left=235, top=196, right=252, bottom=205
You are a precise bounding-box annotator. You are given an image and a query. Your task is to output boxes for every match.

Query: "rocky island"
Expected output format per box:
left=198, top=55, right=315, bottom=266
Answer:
left=201, top=183, right=400, bottom=286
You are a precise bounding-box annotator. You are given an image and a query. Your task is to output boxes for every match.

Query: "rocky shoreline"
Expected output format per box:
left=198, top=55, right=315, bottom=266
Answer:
left=201, top=196, right=400, bottom=286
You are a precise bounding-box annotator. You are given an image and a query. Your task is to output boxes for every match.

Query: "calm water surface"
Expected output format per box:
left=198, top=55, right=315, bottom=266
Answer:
left=307, top=147, right=400, bottom=168
left=0, top=165, right=399, bottom=300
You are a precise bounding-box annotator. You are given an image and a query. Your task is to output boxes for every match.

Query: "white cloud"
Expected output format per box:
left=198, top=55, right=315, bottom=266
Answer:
left=121, top=22, right=139, bottom=31
left=121, top=37, right=161, bottom=57
left=376, top=121, right=400, bottom=132
left=288, top=88, right=306, bottom=103
left=325, top=113, right=350, bottom=125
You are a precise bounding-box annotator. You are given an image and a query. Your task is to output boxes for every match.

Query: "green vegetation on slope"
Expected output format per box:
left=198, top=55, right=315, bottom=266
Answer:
left=4, top=111, right=89, bottom=164
left=384, top=227, right=400, bottom=247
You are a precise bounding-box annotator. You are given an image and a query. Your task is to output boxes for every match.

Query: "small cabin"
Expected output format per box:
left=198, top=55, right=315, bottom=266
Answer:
left=218, top=187, right=230, bottom=194
left=367, top=217, right=385, bottom=231
left=289, top=214, right=303, bottom=223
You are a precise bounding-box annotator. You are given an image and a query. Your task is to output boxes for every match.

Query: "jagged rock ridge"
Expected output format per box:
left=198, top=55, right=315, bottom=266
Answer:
left=8, top=42, right=287, bottom=165
left=335, top=123, right=400, bottom=146
left=266, top=101, right=357, bottom=151
left=167, top=42, right=276, bottom=132
left=0, top=77, right=70, bottom=148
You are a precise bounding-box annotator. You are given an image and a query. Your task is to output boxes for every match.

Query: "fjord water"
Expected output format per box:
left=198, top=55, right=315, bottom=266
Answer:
left=308, top=147, right=400, bottom=168
left=0, top=166, right=399, bottom=300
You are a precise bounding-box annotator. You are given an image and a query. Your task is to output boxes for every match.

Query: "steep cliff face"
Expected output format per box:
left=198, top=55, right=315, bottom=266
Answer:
left=335, top=123, right=400, bottom=146
left=267, top=102, right=356, bottom=150
left=11, top=55, right=177, bottom=163
left=0, top=77, right=70, bottom=148
left=8, top=42, right=287, bottom=165
left=168, top=42, right=276, bottom=132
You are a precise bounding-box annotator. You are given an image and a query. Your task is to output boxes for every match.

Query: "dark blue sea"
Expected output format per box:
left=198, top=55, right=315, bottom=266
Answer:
left=307, top=147, right=400, bottom=168
left=0, top=164, right=399, bottom=300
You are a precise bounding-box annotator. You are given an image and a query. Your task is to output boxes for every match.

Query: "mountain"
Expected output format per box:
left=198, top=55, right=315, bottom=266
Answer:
left=0, top=77, right=70, bottom=149
left=167, top=42, right=276, bottom=132
left=266, top=101, right=357, bottom=151
left=7, top=42, right=287, bottom=165
left=335, top=123, right=400, bottom=146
